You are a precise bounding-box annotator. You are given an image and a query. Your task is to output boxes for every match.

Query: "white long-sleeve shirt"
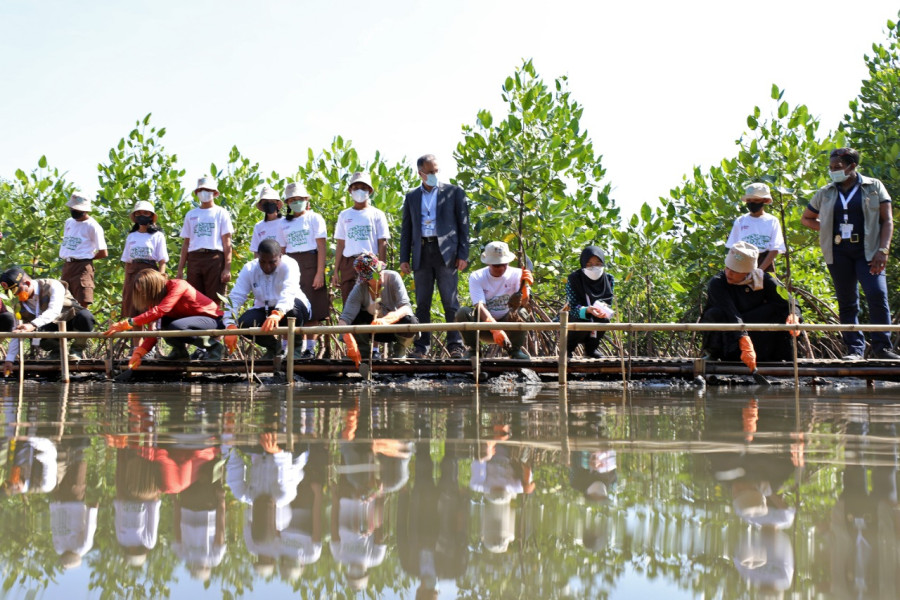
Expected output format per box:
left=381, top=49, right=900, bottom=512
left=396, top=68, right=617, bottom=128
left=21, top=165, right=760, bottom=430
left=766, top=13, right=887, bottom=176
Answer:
left=224, top=256, right=310, bottom=326
left=5, top=280, right=69, bottom=362
left=224, top=446, right=308, bottom=507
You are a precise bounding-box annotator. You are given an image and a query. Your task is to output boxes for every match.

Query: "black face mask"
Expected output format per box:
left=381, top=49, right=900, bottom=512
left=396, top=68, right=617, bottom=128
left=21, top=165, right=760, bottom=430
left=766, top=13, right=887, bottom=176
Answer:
left=135, top=215, right=153, bottom=226
left=262, top=202, right=279, bottom=215
left=745, top=201, right=765, bottom=214
left=70, top=209, right=86, bottom=220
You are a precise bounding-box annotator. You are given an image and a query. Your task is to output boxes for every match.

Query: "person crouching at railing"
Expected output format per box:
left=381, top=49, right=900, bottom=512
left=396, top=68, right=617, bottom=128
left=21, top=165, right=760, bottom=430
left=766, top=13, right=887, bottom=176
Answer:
left=104, top=269, right=225, bottom=368
left=565, top=246, right=614, bottom=359
left=700, top=242, right=799, bottom=371
left=0, top=267, right=95, bottom=368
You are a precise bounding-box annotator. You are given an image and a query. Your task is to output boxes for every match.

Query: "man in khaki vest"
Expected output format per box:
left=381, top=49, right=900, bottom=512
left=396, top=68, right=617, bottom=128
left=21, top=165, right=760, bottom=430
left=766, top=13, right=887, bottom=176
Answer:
left=0, top=267, right=95, bottom=368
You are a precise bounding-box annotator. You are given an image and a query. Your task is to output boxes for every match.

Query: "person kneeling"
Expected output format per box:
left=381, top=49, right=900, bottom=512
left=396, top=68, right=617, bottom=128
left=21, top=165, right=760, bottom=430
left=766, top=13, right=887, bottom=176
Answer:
left=223, top=239, right=311, bottom=360
left=455, top=241, right=533, bottom=360
left=339, top=253, right=418, bottom=366
left=1, top=268, right=95, bottom=366
left=565, top=246, right=614, bottom=359
left=104, top=270, right=225, bottom=367
left=700, top=242, right=799, bottom=371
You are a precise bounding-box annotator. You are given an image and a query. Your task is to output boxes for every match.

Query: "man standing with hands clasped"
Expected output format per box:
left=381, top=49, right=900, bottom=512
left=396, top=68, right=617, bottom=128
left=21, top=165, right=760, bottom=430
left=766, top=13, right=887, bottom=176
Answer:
left=400, top=154, right=469, bottom=359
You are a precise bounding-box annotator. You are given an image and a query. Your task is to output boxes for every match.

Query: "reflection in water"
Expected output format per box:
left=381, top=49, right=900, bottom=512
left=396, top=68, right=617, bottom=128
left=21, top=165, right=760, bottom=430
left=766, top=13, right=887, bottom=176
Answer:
left=1, top=384, right=900, bottom=598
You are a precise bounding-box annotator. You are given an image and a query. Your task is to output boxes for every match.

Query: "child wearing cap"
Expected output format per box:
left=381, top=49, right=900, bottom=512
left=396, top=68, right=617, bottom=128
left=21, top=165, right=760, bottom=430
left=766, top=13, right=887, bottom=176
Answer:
left=121, top=201, right=169, bottom=318
left=60, top=192, right=108, bottom=308
left=725, top=183, right=786, bottom=273
left=283, top=182, right=329, bottom=358
left=176, top=177, right=234, bottom=304
left=250, top=185, right=287, bottom=258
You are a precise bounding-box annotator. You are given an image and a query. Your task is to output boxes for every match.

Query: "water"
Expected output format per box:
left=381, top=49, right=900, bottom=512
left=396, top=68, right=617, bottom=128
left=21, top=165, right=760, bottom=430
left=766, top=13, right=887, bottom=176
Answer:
left=2, top=381, right=900, bottom=599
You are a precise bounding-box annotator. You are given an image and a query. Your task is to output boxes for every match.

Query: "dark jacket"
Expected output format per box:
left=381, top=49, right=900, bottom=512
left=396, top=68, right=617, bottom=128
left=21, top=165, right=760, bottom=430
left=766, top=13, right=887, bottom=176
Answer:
left=400, top=183, right=469, bottom=270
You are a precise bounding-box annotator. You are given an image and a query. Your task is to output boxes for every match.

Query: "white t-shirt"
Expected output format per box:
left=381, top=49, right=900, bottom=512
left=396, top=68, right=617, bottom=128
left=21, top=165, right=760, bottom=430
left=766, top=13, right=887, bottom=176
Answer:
left=60, top=217, right=107, bottom=260
left=180, top=205, right=234, bottom=251
left=51, top=502, right=98, bottom=556
left=468, top=266, right=523, bottom=318
left=725, top=213, right=786, bottom=253
left=334, top=206, right=390, bottom=257
left=283, top=212, right=327, bottom=254
left=121, top=231, right=169, bottom=263
left=250, top=218, right=288, bottom=253
left=114, top=499, right=161, bottom=549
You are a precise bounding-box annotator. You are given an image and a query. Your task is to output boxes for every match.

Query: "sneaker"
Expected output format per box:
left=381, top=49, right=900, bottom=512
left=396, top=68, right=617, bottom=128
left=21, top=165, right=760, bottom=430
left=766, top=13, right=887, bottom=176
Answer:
left=448, top=346, right=466, bottom=359
left=508, top=347, right=529, bottom=360
left=874, top=349, right=900, bottom=360
left=407, top=348, right=428, bottom=359
left=842, top=353, right=864, bottom=361
left=68, top=349, right=84, bottom=361
left=299, top=349, right=315, bottom=360
left=205, top=341, right=225, bottom=361
left=189, top=348, right=207, bottom=360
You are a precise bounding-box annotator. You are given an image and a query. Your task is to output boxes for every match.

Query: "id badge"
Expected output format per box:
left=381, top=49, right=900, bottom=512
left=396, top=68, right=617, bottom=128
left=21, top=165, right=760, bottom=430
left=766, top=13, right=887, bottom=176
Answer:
left=840, top=223, right=853, bottom=239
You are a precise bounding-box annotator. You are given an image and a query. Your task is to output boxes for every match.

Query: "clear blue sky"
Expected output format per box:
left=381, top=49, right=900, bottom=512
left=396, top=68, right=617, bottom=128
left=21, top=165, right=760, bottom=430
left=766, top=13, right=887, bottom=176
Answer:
left=1, top=0, right=897, bottom=215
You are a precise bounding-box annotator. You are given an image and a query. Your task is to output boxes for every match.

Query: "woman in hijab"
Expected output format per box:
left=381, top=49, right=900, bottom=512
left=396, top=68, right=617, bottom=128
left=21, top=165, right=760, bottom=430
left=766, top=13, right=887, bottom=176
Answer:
left=564, top=246, right=614, bottom=358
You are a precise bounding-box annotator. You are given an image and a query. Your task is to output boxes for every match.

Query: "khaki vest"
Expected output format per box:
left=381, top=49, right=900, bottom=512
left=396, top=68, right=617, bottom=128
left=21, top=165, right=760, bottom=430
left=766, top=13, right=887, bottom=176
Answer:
left=18, top=279, right=81, bottom=324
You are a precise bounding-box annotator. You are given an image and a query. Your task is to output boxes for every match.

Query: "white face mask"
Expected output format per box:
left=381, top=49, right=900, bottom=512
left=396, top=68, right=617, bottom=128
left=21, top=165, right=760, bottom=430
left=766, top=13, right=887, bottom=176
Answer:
left=829, top=168, right=849, bottom=183
left=351, top=189, right=369, bottom=204
left=196, top=190, right=215, bottom=204
left=289, top=200, right=308, bottom=213
left=425, top=173, right=438, bottom=187
left=583, top=266, right=604, bottom=280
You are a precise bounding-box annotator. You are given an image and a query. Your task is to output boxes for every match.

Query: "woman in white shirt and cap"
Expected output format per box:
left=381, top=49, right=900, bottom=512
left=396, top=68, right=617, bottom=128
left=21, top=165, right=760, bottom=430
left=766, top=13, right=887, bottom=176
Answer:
left=120, top=200, right=169, bottom=319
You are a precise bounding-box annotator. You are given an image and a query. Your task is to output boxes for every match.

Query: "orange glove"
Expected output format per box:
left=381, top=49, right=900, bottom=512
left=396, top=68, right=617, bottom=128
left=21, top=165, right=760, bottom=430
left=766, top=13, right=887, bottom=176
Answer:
left=261, top=310, right=284, bottom=333
left=370, top=317, right=386, bottom=326
left=491, top=329, right=508, bottom=347
left=521, top=269, right=534, bottom=286
left=739, top=336, right=757, bottom=372
left=129, top=347, right=148, bottom=370
left=224, top=324, right=239, bottom=354
left=104, top=319, right=133, bottom=337
left=343, top=333, right=361, bottom=368
left=786, top=314, right=800, bottom=337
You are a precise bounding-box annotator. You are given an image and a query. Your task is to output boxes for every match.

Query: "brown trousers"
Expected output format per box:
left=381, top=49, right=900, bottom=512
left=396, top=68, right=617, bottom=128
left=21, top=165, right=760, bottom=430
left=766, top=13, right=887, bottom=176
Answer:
left=61, top=259, right=94, bottom=306
left=122, top=262, right=158, bottom=318
left=337, top=254, right=358, bottom=305
left=187, top=250, right=225, bottom=304
left=289, top=251, right=331, bottom=321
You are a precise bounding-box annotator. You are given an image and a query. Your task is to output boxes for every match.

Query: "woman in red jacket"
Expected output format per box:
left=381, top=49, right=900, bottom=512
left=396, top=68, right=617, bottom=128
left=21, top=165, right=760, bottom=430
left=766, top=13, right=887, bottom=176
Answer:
left=104, top=270, right=224, bottom=368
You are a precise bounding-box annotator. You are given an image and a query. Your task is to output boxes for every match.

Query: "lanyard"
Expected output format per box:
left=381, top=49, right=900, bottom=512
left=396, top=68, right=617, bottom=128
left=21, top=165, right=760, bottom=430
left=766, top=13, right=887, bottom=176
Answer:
left=838, top=183, right=860, bottom=223
left=422, top=188, right=437, bottom=219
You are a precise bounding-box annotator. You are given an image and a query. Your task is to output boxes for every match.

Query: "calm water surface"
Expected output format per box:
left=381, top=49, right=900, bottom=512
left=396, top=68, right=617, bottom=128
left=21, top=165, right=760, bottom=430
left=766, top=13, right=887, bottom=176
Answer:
left=2, top=381, right=900, bottom=599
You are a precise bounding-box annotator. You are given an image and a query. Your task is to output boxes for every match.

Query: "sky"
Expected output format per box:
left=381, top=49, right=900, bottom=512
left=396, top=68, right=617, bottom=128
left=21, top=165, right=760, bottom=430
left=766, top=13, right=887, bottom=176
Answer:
left=1, top=0, right=897, bottom=217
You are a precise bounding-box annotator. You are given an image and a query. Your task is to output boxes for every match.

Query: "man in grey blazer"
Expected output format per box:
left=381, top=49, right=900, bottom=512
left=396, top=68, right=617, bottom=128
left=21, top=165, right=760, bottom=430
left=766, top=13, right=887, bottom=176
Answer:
left=400, top=154, right=470, bottom=358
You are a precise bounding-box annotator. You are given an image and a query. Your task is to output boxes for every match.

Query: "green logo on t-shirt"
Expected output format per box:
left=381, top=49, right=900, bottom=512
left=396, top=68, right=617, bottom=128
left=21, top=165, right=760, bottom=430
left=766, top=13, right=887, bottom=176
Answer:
left=287, top=229, right=309, bottom=246
left=347, top=225, right=371, bottom=242
left=195, top=222, right=215, bottom=237
left=62, top=236, right=82, bottom=250
left=744, top=233, right=771, bottom=249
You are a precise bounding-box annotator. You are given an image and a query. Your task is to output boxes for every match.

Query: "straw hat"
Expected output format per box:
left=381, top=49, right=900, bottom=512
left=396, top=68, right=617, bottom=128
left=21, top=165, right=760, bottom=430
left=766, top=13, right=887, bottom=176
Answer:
left=193, top=176, right=219, bottom=196
left=725, top=241, right=759, bottom=273
left=741, top=182, right=773, bottom=204
left=481, top=241, right=516, bottom=265
left=284, top=182, right=309, bottom=200
left=66, top=192, right=92, bottom=212
left=347, top=171, right=374, bottom=194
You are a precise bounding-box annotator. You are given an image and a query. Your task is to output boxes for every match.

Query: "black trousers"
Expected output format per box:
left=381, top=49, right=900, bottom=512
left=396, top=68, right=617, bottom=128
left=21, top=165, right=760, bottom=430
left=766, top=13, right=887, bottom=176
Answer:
left=567, top=316, right=609, bottom=353
left=701, top=303, right=792, bottom=361
left=237, top=297, right=310, bottom=351
left=37, top=309, right=96, bottom=352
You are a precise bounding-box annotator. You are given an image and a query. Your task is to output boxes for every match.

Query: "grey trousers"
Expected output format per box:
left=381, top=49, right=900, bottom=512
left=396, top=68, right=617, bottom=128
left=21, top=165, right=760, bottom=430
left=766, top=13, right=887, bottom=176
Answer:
left=413, top=240, right=463, bottom=350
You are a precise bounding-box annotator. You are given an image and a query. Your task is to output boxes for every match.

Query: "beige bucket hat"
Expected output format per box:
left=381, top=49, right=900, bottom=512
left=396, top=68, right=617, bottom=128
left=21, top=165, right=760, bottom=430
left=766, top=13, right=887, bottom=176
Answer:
left=725, top=241, right=759, bottom=273
left=284, top=182, right=309, bottom=200
left=193, top=176, right=219, bottom=196
left=481, top=241, right=517, bottom=265
left=347, top=171, right=374, bottom=194
left=66, top=192, right=92, bottom=212
left=741, top=182, right=773, bottom=204
left=130, top=200, right=157, bottom=222
left=257, top=185, right=280, bottom=202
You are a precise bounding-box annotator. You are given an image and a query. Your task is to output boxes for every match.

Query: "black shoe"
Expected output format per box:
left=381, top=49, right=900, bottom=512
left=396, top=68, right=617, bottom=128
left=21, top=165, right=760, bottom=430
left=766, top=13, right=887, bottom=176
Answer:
left=407, top=348, right=428, bottom=359
left=585, top=349, right=603, bottom=359
left=299, top=349, right=315, bottom=360
left=874, top=349, right=900, bottom=360
left=448, top=346, right=466, bottom=359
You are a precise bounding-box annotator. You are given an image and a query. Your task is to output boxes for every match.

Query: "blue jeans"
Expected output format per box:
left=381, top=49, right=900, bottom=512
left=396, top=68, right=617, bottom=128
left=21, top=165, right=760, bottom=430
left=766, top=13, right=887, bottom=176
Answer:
left=826, top=244, right=893, bottom=355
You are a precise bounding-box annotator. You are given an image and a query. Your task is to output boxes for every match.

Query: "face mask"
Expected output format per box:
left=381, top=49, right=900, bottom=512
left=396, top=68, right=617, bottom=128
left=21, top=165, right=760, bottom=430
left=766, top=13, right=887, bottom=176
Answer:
left=262, top=201, right=279, bottom=215
left=196, top=190, right=214, bottom=203
left=16, top=288, right=29, bottom=302
left=289, top=200, right=308, bottom=213
left=70, top=209, right=85, bottom=220
left=351, top=189, right=369, bottom=204
left=745, top=201, right=765, bottom=214
left=829, top=168, right=849, bottom=183
left=135, top=215, right=153, bottom=226
left=425, top=173, right=438, bottom=187
left=583, top=266, right=604, bottom=280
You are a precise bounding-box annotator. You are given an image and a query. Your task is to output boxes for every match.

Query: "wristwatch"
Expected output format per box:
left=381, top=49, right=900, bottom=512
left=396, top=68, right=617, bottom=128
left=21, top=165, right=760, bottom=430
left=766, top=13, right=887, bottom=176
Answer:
left=879, top=247, right=890, bottom=254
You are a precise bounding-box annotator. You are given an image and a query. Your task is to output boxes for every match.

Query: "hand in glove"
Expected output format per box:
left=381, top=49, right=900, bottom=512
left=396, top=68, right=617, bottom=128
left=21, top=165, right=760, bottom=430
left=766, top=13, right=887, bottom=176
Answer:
left=520, top=269, right=534, bottom=286
left=129, top=347, right=148, bottom=370
left=491, top=329, right=510, bottom=347
left=224, top=324, right=239, bottom=354
left=105, top=319, right=133, bottom=337
left=739, top=335, right=757, bottom=372
left=370, top=317, right=386, bottom=326
left=786, top=314, right=801, bottom=338
left=343, top=333, right=361, bottom=368
left=261, top=310, right=284, bottom=333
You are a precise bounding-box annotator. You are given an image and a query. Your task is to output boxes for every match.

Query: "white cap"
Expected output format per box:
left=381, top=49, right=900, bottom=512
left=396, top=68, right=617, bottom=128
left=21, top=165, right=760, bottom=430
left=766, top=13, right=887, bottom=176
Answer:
left=725, top=241, right=759, bottom=273
left=193, top=176, right=219, bottom=196
left=481, top=241, right=516, bottom=265
left=258, top=185, right=280, bottom=202
left=66, top=192, right=92, bottom=212
left=284, top=182, right=309, bottom=200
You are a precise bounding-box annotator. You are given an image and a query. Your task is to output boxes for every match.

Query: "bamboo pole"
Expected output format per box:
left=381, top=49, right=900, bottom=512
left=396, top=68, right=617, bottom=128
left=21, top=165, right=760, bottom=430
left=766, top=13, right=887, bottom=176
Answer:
left=59, top=321, right=69, bottom=384
left=473, top=302, right=482, bottom=385
left=558, top=310, right=568, bottom=386
left=286, top=317, right=296, bottom=384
